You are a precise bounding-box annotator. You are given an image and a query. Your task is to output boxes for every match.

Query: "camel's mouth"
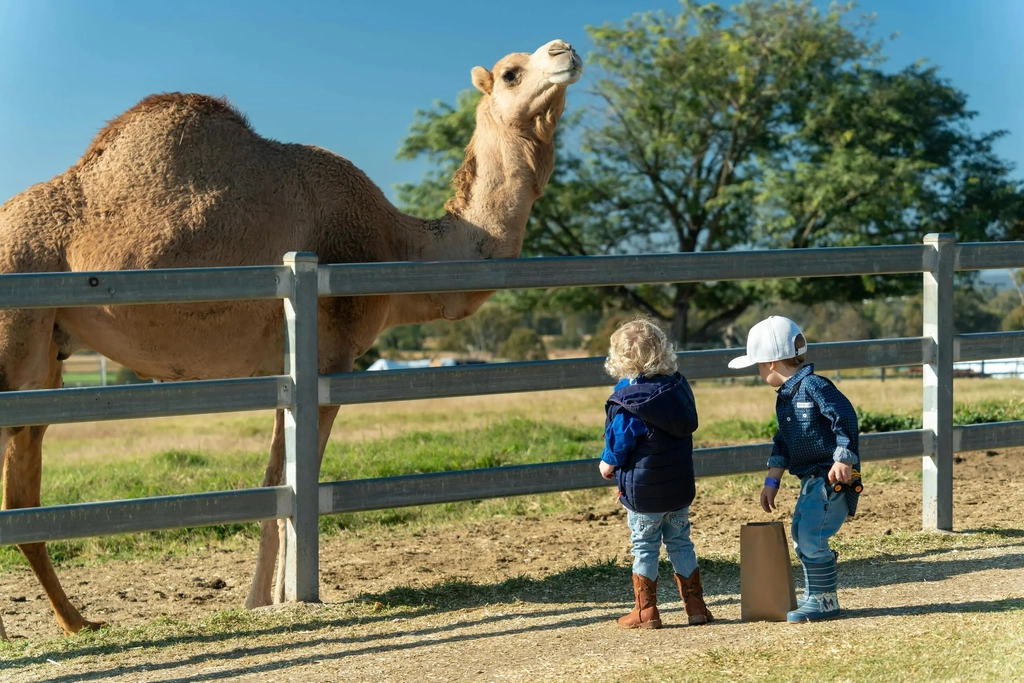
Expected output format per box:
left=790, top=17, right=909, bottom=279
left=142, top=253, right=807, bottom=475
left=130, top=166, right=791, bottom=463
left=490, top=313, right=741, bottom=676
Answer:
left=546, top=65, right=583, bottom=85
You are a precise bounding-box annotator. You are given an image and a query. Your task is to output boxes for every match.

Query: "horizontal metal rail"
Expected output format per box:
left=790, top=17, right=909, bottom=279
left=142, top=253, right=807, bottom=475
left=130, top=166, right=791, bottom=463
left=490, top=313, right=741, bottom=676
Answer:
left=315, top=425, right=1002, bottom=515
left=320, top=337, right=928, bottom=406
left=319, top=429, right=932, bottom=515
left=955, top=242, right=1024, bottom=272
left=319, top=245, right=929, bottom=297
left=956, top=331, right=1024, bottom=362
left=0, top=486, right=289, bottom=547
left=0, top=376, right=291, bottom=428
left=954, top=421, right=1024, bottom=452
left=0, top=332, right=987, bottom=428
left=0, top=266, right=289, bottom=310
left=318, top=460, right=605, bottom=514
left=0, top=241, right=1016, bottom=312
left=0, top=331, right=998, bottom=427
left=1, top=422, right=1016, bottom=545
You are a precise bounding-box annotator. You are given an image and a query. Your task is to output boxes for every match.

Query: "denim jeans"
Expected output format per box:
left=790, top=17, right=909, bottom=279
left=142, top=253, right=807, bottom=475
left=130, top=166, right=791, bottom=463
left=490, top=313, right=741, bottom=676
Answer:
left=791, top=476, right=849, bottom=563
left=626, top=507, right=698, bottom=581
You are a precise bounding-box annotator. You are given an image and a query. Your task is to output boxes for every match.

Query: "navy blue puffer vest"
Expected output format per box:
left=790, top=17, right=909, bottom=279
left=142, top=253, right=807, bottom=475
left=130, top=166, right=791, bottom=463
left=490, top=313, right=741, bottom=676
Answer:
left=606, top=373, right=699, bottom=513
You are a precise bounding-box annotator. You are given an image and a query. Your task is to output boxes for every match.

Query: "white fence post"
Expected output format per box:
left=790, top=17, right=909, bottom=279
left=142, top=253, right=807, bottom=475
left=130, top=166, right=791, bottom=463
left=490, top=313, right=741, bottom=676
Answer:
left=283, top=251, right=320, bottom=602
left=922, top=233, right=954, bottom=531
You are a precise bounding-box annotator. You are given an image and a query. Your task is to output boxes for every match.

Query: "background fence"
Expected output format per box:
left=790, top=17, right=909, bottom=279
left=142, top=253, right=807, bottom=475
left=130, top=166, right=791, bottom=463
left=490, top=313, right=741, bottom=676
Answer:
left=2, top=233, right=1023, bottom=603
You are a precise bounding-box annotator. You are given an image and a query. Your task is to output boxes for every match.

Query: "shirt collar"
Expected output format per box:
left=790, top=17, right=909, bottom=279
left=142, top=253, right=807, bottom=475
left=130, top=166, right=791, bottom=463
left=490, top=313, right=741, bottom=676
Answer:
left=777, top=363, right=814, bottom=397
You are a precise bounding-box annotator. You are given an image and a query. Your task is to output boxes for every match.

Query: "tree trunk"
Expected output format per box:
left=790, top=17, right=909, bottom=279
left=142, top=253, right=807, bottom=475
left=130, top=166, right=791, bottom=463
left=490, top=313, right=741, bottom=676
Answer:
left=1010, top=269, right=1024, bottom=306
left=670, top=285, right=691, bottom=349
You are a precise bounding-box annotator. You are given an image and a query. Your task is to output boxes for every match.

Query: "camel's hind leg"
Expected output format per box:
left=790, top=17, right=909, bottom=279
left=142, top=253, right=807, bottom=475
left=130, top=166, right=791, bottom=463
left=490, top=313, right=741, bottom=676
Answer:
left=1, top=310, right=102, bottom=637
left=246, top=405, right=340, bottom=608
left=245, top=409, right=286, bottom=609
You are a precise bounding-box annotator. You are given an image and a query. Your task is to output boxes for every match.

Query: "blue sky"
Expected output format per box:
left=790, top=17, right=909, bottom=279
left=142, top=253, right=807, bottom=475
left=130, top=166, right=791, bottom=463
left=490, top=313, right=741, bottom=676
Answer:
left=2, top=0, right=1023, bottom=207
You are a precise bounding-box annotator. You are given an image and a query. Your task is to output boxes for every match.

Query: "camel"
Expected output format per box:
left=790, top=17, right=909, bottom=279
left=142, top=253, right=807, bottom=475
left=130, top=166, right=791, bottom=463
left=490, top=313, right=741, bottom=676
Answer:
left=0, top=39, right=582, bottom=639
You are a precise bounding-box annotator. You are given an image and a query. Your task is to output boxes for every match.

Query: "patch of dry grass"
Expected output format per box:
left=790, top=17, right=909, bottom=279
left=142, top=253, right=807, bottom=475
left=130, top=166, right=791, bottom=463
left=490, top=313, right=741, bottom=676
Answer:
left=41, top=378, right=1024, bottom=465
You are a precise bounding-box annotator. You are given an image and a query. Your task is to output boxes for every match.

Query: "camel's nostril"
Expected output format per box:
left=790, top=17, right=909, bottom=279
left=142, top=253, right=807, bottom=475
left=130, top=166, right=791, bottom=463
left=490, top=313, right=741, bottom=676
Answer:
left=548, top=41, right=571, bottom=56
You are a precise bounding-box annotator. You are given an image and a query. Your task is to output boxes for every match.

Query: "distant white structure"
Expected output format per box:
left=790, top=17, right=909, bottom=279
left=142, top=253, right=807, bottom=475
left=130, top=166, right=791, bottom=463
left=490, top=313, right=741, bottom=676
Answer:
left=365, top=357, right=458, bottom=371
left=953, top=357, right=1024, bottom=379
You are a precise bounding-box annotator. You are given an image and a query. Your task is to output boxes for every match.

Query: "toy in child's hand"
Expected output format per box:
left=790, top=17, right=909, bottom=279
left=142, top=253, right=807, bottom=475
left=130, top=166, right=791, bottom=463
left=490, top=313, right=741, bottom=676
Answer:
left=830, top=468, right=863, bottom=494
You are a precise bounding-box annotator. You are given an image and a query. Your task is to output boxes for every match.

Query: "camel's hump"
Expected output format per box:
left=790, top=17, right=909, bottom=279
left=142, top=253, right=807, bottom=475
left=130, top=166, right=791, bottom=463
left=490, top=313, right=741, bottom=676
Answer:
left=75, top=92, right=253, bottom=169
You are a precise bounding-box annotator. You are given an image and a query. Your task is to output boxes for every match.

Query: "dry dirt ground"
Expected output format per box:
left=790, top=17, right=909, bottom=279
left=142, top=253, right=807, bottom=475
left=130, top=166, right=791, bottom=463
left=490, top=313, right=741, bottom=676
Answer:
left=2, top=448, right=1023, bottom=681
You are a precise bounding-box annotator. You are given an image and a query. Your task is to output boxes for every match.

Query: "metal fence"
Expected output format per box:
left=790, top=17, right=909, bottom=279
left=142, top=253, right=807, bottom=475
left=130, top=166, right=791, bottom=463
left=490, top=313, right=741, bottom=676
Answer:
left=2, top=234, right=1023, bottom=603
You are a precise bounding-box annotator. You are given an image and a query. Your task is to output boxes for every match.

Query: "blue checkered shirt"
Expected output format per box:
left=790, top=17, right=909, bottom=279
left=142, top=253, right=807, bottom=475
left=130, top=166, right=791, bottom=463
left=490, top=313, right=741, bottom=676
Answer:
left=768, top=364, right=861, bottom=516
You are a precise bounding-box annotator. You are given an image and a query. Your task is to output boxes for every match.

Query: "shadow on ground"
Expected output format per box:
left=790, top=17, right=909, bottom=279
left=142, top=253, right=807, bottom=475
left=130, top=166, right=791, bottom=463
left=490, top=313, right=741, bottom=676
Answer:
left=2, top=605, right=614, bottom=683
left=4, top=529, right=1022, bottom=682
left=365, top=530, right=1024, bottom=609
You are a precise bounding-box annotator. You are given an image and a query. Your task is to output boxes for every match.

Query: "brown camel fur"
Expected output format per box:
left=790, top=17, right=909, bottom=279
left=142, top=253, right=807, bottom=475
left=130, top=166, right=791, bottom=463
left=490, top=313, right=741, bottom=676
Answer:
left=0, top=40, right=582, bottom=638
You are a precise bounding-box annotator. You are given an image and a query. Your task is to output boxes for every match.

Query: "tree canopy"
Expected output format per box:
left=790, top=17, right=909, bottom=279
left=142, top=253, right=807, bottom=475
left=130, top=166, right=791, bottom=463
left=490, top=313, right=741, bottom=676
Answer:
left=396, top=0, right=1024, bottom=346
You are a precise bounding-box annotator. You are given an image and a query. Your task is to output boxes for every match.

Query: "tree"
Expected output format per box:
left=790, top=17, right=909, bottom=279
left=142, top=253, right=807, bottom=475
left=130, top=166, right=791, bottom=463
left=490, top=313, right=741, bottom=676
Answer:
left=425, top=303, right=523, bottom=355
left=953, top=287, right=1002, bottom=334
left=498, top=328, right=549, bottom=361
left=1003, top=305, right=1024, bottom=332
left=396, top=0, right=1024, bottom=347
left=585, top=312, right=635, bottom=355
left=377, top=324, right=425, bottom=351
left=1009, top=270, right=1024, bottom=307
left=353, top=346, right=381, bottom=371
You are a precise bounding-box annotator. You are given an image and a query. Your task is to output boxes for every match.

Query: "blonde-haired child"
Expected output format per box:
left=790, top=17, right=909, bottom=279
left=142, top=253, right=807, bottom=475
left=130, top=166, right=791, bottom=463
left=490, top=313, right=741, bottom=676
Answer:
left=600, top=317, right=713, bottom=629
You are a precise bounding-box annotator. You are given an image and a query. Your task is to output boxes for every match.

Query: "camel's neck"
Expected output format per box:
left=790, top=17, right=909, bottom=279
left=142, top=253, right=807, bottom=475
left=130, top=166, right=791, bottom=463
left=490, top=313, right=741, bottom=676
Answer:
left=385, top=111, right=556, bottom=328
left=407, top=130, right=549, bottom=263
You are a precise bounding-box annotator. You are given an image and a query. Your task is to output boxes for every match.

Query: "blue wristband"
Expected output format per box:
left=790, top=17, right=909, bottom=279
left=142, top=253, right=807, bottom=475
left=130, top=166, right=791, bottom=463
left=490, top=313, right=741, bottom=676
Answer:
left=764, top=476, right=781, bottom=489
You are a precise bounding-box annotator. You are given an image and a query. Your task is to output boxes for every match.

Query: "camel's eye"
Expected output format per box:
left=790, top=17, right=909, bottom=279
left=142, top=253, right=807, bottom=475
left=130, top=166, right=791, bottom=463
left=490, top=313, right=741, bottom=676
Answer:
left=501, top=69, right=518, bottom=84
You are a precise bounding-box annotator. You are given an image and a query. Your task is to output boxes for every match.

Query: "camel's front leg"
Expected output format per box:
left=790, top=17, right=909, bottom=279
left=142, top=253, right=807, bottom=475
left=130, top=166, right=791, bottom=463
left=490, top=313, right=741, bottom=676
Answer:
left=246, top=405, right=340, bottom=608
left=3, top=425, right=104, bottom=635
left=1, top=430, right=8, bottom=642
left=2, top=354, right=104, bottom=636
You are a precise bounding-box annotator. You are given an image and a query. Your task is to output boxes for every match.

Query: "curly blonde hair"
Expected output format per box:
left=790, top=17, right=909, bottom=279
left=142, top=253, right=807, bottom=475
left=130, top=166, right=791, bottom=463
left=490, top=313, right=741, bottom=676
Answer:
left=604, top=317, right=678, bottom=380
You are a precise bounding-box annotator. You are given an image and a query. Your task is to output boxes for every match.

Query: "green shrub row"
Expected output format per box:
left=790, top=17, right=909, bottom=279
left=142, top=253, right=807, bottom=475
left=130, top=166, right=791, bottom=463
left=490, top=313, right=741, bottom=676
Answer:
left=699, top=397, right=1024, bottom=442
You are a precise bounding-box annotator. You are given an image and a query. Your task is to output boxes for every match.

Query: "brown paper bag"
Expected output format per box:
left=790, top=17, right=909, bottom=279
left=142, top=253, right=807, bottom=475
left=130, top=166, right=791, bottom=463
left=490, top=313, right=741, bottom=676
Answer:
left=740, top=521, right=797, bottom=621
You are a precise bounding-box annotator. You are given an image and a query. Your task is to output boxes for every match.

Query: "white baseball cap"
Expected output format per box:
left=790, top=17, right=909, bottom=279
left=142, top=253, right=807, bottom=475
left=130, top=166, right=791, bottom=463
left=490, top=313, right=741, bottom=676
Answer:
left=727, top=316, right=807, bottom=369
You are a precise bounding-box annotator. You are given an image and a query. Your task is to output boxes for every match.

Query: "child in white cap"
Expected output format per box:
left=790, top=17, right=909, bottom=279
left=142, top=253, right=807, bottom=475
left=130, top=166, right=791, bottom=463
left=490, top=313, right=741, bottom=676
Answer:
left=729, top=316, right=860, bottom=622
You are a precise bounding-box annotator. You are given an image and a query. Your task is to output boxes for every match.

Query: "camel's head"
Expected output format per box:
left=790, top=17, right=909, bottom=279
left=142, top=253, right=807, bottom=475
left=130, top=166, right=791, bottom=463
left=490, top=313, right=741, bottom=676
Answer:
left=470, top=40, right=583, bottom=137
left=444, top=41, right=583, bottom=216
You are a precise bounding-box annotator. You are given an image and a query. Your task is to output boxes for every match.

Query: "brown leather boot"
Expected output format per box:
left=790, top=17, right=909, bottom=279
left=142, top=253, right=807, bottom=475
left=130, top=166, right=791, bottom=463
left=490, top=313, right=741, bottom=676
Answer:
left=617, top=574, right=662, bottom=629
left=675, top=568, right=714, bottom=625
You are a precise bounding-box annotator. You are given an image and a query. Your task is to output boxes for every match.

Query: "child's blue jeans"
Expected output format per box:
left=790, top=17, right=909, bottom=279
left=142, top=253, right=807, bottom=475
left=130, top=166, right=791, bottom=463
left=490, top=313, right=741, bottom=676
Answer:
left=791, top=476, right=849, bottom=563
left=626, top=507, right=698, bottom=581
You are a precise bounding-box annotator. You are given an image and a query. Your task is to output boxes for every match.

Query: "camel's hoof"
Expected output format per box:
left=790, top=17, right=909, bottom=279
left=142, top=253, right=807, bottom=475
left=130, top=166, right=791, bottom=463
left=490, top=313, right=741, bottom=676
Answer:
left=66, top=619, right=107, bottom=635
left=245, top=596, right=272, bottom=610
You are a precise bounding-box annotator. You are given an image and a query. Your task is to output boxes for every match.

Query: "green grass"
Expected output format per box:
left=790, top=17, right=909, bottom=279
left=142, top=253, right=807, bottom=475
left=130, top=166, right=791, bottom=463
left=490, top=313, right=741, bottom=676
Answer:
left=60, top=372, right=114, bottom=387
left=698, top=416, right=777, bottom=442
left=320, top=417, right=597, bottom=478
left=858, top=396, right=1024, bottom=433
